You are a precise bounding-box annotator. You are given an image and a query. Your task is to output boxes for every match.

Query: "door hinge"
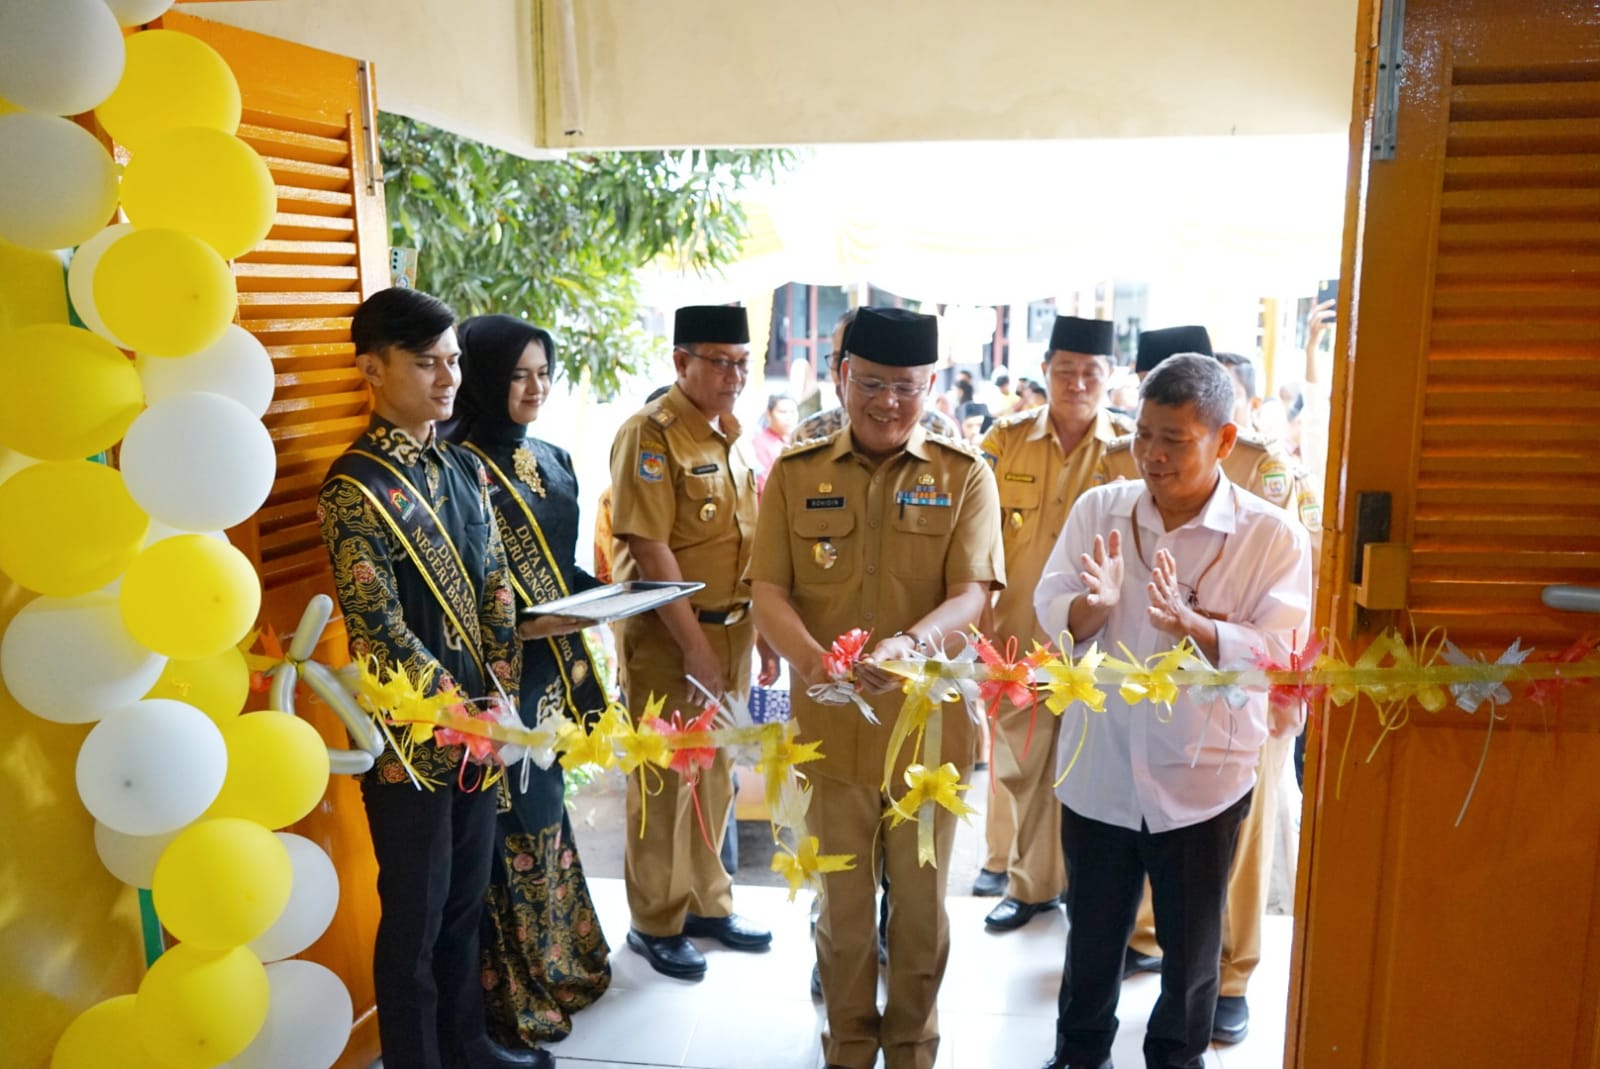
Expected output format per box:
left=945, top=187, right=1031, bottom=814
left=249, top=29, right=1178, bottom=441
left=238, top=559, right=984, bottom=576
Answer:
left=1374, top=0, right=1406, bottom=160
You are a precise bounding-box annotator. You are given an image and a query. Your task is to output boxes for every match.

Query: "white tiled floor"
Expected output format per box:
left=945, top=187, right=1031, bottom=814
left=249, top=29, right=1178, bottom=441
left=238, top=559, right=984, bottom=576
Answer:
left=548, top=877, right=1293, bottom=1069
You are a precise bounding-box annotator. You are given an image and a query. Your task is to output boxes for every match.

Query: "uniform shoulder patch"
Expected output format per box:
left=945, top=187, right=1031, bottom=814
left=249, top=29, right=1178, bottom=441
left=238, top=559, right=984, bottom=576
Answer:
left=647, top=405, right=677, bottom=429
left=1231, top=431, right=1271, bottom=459
left=994, top=409, right=1034, bottom=430
left=926, top=431, right=981, bottom=458
left=1104, top=434, right=1134, bottom=454
left=1107, top=411, right=1137, bottom=436
left=780, top=433, right=834, bottom=458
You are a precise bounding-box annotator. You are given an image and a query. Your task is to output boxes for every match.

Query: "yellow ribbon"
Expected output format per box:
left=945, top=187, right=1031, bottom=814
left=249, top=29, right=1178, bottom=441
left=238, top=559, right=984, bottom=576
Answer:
left=1036, top=643, right=1108, bottom=716
left=888, top=761, right=975, bottom=866
left=771, top=835, right=856, bottom=902
left=1116, top=643, right=1191, bottom=711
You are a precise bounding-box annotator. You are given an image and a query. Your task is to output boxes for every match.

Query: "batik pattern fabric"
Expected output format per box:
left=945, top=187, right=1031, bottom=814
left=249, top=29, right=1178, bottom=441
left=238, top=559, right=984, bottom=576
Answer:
left=318, top=416, right=521, bottom=788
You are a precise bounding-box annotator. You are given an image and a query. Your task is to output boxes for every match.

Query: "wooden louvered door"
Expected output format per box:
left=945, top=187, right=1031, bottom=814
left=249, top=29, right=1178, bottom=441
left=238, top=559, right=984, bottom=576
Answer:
left=158, top=12, right=387, bottom=1068
left=1291, top=1, right=1600, bottom=1066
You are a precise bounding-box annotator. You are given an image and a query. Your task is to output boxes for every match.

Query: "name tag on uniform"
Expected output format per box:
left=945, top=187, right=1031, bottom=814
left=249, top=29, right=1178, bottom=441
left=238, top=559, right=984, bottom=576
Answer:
left=1004, top=472, right=1036, bottom=483
left=805, top=496, right=845, bottom=509
left=895, top=489, right=951, bottom=508
left=691, top=463, right=720, bottom=475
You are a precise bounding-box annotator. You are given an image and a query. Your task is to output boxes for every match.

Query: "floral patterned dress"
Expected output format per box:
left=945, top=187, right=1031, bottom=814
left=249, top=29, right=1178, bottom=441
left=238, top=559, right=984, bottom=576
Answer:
left=473, top=433, right=612, bottom=1046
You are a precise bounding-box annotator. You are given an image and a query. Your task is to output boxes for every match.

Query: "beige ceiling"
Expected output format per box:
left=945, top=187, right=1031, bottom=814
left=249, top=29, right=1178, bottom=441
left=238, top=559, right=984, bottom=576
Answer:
left=195, top=0, right=1359, bottom=159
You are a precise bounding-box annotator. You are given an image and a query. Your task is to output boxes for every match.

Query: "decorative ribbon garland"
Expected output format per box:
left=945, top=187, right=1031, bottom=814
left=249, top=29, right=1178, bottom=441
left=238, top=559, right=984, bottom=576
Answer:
left=312, top=626, right=1600, bottom=873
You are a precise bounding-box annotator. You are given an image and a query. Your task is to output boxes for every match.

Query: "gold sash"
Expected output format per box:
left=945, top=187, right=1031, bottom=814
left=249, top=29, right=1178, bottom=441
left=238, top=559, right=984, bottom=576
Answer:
left=467, top=441, right=608, bottom=722
left=330, top=448, right=488, bottom=684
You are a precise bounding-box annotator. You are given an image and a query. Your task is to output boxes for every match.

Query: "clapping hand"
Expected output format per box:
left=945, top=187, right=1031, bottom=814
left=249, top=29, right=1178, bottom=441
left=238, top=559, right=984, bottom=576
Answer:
left=1145, top=548, right=1191, bottom=636
left=1079, top=532, right=1124, bottom=609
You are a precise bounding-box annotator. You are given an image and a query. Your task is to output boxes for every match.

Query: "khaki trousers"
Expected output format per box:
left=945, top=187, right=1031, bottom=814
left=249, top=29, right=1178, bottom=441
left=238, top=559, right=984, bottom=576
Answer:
left=1128, top=733, right=1291, bottom=996
left=987, top=699, right=1066, bottom=902
left=619, top=618, right=751, bottom=936
left=812, top=773, right=963, bottom=1069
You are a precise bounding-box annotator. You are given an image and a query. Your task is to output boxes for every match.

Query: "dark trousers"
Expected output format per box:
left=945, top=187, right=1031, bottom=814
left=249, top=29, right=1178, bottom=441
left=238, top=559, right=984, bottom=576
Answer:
left=1054, top=792, right=1251, bottom=1069
left=362, top=774, right=500, bottom=1069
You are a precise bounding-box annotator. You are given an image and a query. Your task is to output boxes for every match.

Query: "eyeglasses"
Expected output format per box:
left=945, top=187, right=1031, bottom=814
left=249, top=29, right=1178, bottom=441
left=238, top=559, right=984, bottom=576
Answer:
left=849, top=377, right=927, bottom=401
left=684, top=349, right=750, bottom=377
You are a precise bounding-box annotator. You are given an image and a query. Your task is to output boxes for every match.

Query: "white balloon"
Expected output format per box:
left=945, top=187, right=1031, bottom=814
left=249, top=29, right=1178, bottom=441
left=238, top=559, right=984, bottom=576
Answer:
left=248, top=834, right=340, bottom=963
left=103, top=0, right=176, bottom=27
left=139, top=325, right=277, bottom=417
left=118, top=392, right=278, bottom=532
left=75, top=698, right=227, bottom=836
left=0, top=0, right=125, bottom=115
left=228, top=960, right=353, bottom=1069
left=67, top=224, right=134, bottom=348
left=1, top=591, right=168, bottom=724
left=93, top=821, right=180, bottom=888
left=0, top=113, right=120, bottom=251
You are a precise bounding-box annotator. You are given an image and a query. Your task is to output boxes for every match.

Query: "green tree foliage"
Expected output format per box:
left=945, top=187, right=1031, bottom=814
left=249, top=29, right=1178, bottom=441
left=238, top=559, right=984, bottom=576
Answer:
left=380, top=114, right=791, bottom=394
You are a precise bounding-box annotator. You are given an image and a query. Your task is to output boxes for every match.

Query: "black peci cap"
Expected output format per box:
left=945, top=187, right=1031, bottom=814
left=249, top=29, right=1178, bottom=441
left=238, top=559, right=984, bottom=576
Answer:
left=1134, top=325, right=1213, bottom=374
left=843, top=307, right=938, bottom=367
left=1048, top=315, right=1115, bottom=357
left=673, top=305, right=750, bottom=346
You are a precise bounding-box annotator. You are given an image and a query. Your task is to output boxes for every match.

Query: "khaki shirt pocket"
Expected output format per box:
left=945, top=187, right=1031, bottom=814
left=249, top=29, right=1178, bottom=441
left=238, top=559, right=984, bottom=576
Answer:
left=673, top=471, right=726, bottom=547
left=792, top=509, right=856, bottom=584
left=889, top=505, right=952, bottom=585
left=998, top=480, right=1042, bottom=545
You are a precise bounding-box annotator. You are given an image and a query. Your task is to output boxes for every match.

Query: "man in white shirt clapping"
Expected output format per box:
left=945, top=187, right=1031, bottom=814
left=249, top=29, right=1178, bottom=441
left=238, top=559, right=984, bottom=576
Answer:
left=1033, top=354, right=1312, bottom=1069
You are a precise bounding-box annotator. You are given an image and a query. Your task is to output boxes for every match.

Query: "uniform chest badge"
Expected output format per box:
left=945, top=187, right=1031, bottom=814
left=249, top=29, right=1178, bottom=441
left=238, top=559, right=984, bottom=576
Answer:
left=818, top=482, right=833, bottom=493
left=895, top=488, right=952, bottom=508
left=699, top=500, right=718, bottom=522
left=513, top=445, right=545, bottom=497
left=813, top=539, right=838, bottom=569
left=916, top=473, right=935, bottom=486
left=1009, top=510, right=1024, bottom=530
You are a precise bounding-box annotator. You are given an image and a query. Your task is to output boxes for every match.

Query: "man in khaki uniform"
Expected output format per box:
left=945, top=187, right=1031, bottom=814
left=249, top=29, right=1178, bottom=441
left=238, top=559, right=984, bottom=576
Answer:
left=1111, top=324, right=1320, bottom=1044
left=610, top=306, right=774, bottom=981
left=752, top=307, right=1003, bottom=1069
left=976, top=315, right=1134, bottom=933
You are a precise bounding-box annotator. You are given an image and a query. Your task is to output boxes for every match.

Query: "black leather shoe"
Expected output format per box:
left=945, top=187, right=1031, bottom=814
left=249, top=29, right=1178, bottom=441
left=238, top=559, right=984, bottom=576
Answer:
left=810, top=962, right=822, bottom=999
left=683, top=911, right=773, bottom=950
left=461, top=1037, right=554, bottom=1068
left=985, top=895, right=1059, bottom=931
left=1213, top=994, right=1249, bottom=1044
left=972, top=867, right=1007, bottom=896
left=1039, top=1052, right=1112, bottom=1069
left=1121, top=945, right=1162, bottom=978
left=627, top=928, right=707, bottom=979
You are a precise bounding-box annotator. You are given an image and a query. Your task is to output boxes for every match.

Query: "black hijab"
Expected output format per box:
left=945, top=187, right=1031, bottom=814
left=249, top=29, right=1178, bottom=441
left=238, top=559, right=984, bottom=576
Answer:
left=443, top=314, right=557, bottom=446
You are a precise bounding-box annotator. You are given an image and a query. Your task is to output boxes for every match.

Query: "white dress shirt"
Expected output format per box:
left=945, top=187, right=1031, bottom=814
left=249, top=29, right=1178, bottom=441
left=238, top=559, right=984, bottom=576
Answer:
left=1033, top=474, right=1311, bottom=833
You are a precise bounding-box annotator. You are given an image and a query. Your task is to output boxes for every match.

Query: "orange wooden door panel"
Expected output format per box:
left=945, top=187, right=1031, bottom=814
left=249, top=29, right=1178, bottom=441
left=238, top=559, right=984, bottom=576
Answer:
left=156, top=12, right=388, bottom=1068
left=1292, top=1, right=1600, bottom=1066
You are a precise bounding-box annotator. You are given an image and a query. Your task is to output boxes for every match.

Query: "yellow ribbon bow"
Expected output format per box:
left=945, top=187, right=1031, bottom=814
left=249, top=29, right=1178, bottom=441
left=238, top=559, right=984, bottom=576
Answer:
left=888, top=761, right=976, bottom=867
left=1118, top=644, right=1191, bottom=710
left=1036, top=644, right=1108, bottom=716
left=770, top=835, right=856, bottom=901
left=754, top=721, right=825, bottom=811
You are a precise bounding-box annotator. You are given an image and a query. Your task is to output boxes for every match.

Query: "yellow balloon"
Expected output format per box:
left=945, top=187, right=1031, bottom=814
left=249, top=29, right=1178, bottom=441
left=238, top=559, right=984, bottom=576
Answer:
left=144, top=646, right=250, bottom=724
left=93, top=228, right=237, bottom=358
left=207, top=710, right=331, bottom=829
left=120, top=534, right=261, bottom=658
left=0, top=325, right=143, bottom=460
left=0, top=461, right=147, bottom=595
left=51, top=995, right=163, bottom=1069
left=151, top=817, right=292, bottom=949
left=95, top=30, right=241, bottom=153
left=122, top=127, right=277, bottom=261
left=135, top=943, right=268, bottom=1069
left=0, top=236, right=69, bottom=330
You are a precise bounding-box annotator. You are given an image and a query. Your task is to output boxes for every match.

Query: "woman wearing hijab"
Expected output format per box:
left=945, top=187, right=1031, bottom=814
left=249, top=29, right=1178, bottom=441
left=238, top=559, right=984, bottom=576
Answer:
left=445, top=314, right=611, bottom=1058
